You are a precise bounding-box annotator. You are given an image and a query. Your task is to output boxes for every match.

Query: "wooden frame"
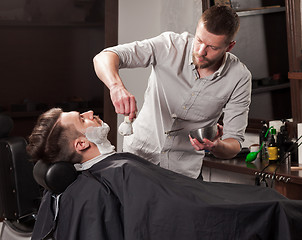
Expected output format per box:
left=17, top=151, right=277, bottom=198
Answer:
left=103, top=0, right=118, bottom=146
left=286, top=0, right=302, bottom=124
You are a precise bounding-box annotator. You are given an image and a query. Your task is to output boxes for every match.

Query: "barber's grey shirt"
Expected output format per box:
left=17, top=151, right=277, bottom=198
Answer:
left=104, top=32, right=251, bottom=178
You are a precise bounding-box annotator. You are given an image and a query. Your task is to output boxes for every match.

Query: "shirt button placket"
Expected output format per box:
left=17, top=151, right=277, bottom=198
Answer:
left=161, top=116, right=179, bottom=169
left=160, top=150, right=169, bottom=168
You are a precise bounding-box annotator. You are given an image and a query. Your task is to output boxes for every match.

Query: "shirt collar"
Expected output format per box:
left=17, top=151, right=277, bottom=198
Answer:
left=189, top=40, right=194, bottom=66
left=213, top=53, right=228, bottom=79
left=74, top=151, right=116, bottom=171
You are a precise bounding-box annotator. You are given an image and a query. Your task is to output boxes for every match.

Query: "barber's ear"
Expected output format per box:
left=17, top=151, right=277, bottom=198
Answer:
left=74, top=137, right=90, bottom=152
left=226, top=40, right=236, bottom=52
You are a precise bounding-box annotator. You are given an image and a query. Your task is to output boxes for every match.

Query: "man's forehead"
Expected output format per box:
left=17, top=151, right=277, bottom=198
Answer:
left=196, top=23, right=228, bottom=46
left=60, top=111, right=79, bottom=126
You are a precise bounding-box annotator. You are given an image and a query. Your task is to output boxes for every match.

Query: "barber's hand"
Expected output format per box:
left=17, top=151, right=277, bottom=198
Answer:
left=189, top=124, right=223, bottom=152
left=110, top=85, right=137, bottom=120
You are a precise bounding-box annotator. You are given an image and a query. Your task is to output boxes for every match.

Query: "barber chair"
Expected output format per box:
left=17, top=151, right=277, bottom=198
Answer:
left=33, top=160, right=78, bottom=195
left=30, top=151, right=78, bottom=240
left=0, top=114, right=41, bottom=240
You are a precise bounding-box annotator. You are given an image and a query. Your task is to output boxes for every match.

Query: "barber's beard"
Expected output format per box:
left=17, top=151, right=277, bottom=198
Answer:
left=192, top=52, right=215, bottom=69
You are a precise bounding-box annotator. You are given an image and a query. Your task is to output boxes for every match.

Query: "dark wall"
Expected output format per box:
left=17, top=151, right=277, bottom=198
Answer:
left=0, top=26, right=105, bottom=110
left=0, top=0, right=106, bottom=138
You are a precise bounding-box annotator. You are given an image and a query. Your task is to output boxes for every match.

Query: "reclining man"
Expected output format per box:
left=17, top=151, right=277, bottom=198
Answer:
left=27, top=108, right=302, bottom=240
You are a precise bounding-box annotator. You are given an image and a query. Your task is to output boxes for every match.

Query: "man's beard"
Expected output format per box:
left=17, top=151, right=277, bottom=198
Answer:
left=192, top=53, right=215, bottom=69
left=85, top=123, right=110, bottom=143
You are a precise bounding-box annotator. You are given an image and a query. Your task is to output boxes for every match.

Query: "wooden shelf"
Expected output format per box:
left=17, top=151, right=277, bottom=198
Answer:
left=252, top=82, right=290, bottom=94
left=237, top=6, right=286, bottom=17
left=288, top=72, right=302, bottom=80
left=203, top=156, right=302, bottom=199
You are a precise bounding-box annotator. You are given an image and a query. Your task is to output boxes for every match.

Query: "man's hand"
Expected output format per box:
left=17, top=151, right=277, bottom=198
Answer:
left=110, top=85, right=137, bottom=120
left=189, top=124, right=223, bottom=152
left=189, top=123, right=240, bottom=159
left=93, top=51, right=137, bottom=120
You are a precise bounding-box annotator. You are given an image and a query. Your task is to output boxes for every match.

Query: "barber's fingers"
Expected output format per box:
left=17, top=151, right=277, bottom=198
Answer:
left=121, top=95, right=137, bottom=120
left=128, top=96, right=137, bottom=120
left=122, top=95, right=136, bottom=115
left=110, top=86, right=137, bottom=117
left=217, top=123, right=223, bottom=137
left=211, top=123, right=223, bottom=142
left=189, top=136, right=200, bottom=151
left=189, top=135, right=205, bottom=151
left=202, top=138, right=216, bottom=150
left=189, top=135, right=215, bottom=151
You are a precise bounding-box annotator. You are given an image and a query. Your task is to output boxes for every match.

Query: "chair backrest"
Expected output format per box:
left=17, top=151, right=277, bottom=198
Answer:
left=0, top=114, right=41, bottom=221
left=33, top=160, right=78, bottom=195
left=0, top=114, right=13, bottom=138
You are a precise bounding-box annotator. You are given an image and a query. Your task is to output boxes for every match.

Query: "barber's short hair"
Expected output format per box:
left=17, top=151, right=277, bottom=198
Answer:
left=199, top=5, right=239, bottom=43
left=27, top=108, right=82, bottom=164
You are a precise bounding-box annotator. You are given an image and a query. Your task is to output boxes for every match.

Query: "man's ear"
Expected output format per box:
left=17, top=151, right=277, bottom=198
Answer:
left=226, top=40, right=236, bottom=52
left=74, top=137, right=90, bottom=153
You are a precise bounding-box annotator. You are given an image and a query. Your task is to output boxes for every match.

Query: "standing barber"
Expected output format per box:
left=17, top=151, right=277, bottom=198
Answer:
left=93, top=5, right=252, bottom=178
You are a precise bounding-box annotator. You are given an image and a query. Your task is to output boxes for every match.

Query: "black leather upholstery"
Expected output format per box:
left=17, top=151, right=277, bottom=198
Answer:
left=0, top=114, right=41, bottom=222
left=33, top=160, right=78, bottom=195
left=0, top=114, right=13, bottom=138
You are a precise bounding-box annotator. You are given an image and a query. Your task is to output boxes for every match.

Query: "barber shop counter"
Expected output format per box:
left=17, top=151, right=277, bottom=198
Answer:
left=203, top=154, right=302, bottom=200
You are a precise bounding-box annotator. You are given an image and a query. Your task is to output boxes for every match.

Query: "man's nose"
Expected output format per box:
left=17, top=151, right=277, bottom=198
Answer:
left=81, top=110, right=94, bottom=120
left=199, top=43, right=207, bottom=56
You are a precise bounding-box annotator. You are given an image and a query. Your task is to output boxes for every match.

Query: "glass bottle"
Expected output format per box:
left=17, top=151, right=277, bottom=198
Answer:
left=259, top=121, right=268, bottom=161
left=267, top=128, right=279, bottom=162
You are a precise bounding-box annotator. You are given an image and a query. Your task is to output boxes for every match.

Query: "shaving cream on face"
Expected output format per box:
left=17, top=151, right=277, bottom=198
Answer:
left=85, top=122, right=115, bottom=155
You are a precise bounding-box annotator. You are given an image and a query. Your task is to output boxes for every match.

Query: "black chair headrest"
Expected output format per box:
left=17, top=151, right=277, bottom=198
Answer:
left=33, top=160, right=79, bottom=195
left=0, top=114, right=13, bottom=138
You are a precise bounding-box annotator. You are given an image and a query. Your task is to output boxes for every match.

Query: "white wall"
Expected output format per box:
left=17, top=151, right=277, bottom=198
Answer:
left=117, top=0, right=265, bottom=151
left=117, top=0, right=203, bottom=150
left=117, top=0, right=160, bottom=150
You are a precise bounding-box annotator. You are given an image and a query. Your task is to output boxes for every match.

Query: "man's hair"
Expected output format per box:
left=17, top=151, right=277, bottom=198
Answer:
left=199, top=5, right=240, bottom=43
left=27, top=108, right=82, bottom=164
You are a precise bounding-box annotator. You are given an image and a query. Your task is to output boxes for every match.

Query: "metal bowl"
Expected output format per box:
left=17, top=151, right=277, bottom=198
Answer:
left=189, top=125, right=218, bottom=143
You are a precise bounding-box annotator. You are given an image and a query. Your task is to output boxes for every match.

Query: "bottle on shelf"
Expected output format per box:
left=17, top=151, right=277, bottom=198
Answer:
left=277, top=120, right=288, bottom=159
left=259, top=121, right=268, bottom=161
left=267, top=127, right=279, bottom=162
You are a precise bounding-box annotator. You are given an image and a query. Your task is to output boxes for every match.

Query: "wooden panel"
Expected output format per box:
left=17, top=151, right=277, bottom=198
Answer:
left=275, top=181, right=302, bottom=200
left=288, top=72, right=302, bottom=80
left=103, top=0, right=118, bottom=146
left=286, top=0, right=302, bottom=124
left=285, top=0, right=302, bottom=72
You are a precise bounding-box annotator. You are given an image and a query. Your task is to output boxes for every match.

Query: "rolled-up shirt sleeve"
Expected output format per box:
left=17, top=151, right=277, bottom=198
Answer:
left=103, top=33, right=173, bottom=69
left=221, top=68, right=252, bottom=144
left=103, top=32, right=186, bottom=69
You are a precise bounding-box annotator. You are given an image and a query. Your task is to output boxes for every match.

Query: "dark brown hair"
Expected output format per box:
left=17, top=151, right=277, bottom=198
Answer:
left=200, top=5, right=239, bottom=43
left=27, top=108, right=82, bottom=164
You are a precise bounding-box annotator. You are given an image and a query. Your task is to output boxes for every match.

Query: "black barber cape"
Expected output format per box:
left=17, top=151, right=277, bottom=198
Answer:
left=32, top=153, right=302, bottom=240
